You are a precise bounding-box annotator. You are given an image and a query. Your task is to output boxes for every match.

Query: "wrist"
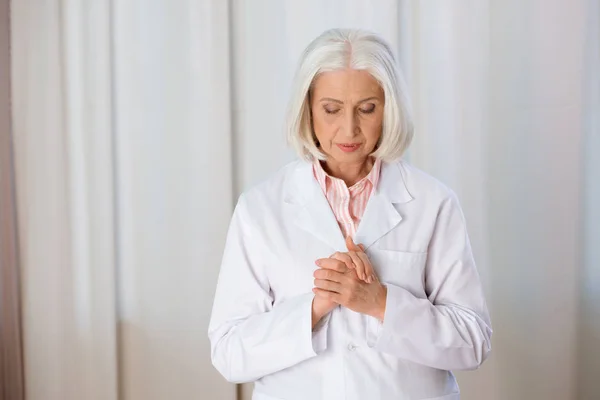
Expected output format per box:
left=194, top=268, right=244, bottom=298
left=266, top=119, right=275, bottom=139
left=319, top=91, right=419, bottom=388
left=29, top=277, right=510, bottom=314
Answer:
left=311, top=300, right=332, bottom=328
left=374, top=285, right=387, bottom=322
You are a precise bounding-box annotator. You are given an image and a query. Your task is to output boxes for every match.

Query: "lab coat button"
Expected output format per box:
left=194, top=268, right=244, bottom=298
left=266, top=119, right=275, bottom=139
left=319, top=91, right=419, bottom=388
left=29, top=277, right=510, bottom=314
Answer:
left=347, top=343, right=357, bottom=351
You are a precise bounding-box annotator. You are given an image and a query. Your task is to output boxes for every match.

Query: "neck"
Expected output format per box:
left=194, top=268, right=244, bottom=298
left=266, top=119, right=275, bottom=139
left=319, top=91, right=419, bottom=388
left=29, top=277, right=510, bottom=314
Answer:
left=321, top=157, right=374, bottom=187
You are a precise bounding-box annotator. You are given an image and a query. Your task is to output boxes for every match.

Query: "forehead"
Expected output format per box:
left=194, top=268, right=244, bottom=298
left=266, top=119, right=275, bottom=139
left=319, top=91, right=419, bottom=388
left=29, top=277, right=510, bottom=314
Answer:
left=311, top=69, right=383, bottom=99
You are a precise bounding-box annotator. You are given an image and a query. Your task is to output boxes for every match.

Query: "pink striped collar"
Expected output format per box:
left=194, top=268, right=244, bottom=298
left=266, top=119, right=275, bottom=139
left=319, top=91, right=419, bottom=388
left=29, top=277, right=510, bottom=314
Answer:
left=313, top=157, right=382, bottom=194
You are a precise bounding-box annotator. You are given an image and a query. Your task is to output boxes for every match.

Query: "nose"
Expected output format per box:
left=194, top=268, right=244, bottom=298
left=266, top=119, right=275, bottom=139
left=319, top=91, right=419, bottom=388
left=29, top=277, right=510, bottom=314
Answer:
left=340, top=110, right=360, bottom=138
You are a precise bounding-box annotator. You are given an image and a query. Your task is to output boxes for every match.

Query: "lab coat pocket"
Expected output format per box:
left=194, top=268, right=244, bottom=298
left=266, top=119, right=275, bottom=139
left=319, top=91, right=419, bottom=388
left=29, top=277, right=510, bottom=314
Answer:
left=367, top=248, right=428, bottom=297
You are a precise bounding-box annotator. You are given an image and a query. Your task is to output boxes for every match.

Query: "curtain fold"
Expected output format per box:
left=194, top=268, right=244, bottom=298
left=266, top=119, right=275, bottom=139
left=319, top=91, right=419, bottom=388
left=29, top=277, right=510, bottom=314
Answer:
left=0, top=0, right=24, bottom=398
left=11, top=0, right=236, bottom=399
left=11, top=1, right=118, bottom=399
left=579, top=0, right=600, bottom=397
left=111, top=0, right=234, bottom=398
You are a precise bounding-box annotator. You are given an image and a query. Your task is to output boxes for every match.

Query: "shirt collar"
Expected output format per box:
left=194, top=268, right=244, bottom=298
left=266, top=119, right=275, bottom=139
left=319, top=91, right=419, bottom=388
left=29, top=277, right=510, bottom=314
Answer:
left=312, top=157, right=382, bottom=194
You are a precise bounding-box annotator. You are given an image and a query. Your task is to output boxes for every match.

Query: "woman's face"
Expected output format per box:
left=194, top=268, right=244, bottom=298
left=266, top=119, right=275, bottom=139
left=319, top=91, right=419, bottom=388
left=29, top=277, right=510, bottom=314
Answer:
left=310, top=69, right=384, bottom=164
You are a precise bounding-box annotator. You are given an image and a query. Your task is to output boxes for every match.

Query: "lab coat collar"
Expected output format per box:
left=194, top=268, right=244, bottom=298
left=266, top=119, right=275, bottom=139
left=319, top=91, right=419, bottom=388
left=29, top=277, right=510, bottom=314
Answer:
left=285, top=159, right=414, bottom=251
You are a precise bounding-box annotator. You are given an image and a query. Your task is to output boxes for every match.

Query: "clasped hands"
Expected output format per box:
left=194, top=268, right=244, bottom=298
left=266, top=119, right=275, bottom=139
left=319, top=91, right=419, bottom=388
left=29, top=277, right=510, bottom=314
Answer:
left=311, top=236, right=387, bottom=325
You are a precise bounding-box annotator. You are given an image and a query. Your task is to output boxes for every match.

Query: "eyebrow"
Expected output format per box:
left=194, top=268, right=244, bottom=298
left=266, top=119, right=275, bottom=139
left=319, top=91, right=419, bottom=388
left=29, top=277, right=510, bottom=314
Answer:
left=319, top=96, right=379, bottom=104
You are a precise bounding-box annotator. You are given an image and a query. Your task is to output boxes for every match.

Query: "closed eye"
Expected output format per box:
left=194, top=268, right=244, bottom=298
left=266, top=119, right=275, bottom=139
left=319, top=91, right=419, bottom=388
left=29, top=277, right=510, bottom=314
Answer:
left=359, top=104, right=376, bottom=114
left=324, top=108, right=340, bottom=115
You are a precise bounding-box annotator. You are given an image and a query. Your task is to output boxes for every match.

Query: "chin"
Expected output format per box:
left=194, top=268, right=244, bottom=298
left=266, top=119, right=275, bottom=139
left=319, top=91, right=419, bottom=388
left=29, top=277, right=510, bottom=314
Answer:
left=332, top=151, right=369, bottom=163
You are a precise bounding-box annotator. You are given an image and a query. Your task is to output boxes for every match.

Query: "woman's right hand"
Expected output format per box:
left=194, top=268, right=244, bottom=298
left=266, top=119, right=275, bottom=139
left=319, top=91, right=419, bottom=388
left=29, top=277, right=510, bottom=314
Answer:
left=311, top=257, right=348, bottom=328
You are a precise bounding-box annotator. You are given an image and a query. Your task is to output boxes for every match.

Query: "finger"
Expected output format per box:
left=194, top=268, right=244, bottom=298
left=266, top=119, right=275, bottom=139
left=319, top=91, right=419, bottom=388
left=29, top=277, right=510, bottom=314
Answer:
left=314, top=278, right=342, bottom=293
left=312, top=288, right=340, bottom=302
left=316, top=258, right=347, bottom=273
left=346, top=236, right=367, bottom=254
left=357, top=251, right=376, bottom=283
left=347, top=251, right=367, bottom=282
left=329, top=252, right=354, bottom=271
left=313, top=268, right=345, bottom=282
left=346, top=236, right=362, bottom=252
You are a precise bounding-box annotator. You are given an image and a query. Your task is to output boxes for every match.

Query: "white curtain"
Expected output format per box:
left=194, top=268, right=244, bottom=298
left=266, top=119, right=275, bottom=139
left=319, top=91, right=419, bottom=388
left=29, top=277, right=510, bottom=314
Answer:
left=111, top=2, right=233, bottom=399
left=11, top=1, right=234, bottom=399
left=11, top=1, right=118, bottom=399
left=10, top=1, right=598, bottom=400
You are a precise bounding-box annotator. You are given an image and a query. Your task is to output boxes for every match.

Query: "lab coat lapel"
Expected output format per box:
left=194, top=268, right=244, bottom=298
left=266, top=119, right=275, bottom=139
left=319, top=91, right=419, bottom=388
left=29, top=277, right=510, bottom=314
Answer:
left=354, top=160, right=414, bottom=249
left=287, top=162, right=347, bottom=251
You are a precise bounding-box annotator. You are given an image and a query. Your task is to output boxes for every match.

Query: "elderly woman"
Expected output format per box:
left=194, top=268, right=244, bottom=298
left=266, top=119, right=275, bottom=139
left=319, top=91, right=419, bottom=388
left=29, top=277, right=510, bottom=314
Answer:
left=208, top=29, right=492, bottom=400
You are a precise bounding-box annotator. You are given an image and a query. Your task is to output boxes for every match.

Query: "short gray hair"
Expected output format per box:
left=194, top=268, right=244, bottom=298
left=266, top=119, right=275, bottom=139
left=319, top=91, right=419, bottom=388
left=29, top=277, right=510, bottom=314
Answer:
left=286, top=28, right=414, bottom=162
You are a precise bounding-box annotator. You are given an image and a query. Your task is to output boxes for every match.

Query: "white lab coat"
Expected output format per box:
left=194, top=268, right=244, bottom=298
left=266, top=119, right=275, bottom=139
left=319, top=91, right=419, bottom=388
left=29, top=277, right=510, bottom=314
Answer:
left=208, top=159, right=492, bottom=400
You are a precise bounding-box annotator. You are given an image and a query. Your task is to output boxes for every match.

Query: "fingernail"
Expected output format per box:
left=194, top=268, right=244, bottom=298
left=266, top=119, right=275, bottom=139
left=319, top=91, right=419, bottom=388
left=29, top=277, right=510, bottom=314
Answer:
left=315, top=260, right=321, bottom=266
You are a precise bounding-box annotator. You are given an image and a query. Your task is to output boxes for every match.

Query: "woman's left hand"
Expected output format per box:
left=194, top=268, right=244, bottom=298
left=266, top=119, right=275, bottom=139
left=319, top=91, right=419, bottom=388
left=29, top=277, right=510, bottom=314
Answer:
left=313, top=238, right=387, bottom=321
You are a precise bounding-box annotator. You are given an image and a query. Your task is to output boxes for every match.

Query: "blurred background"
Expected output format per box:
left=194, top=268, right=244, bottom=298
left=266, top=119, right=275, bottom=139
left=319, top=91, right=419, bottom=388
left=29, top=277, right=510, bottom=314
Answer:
left=0, top=0, right=598, bottom=399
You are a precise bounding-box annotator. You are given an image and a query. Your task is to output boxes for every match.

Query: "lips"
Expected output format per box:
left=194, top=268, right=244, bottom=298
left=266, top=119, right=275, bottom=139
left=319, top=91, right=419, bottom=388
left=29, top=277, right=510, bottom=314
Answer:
left=336, top=143, right=362, bottom=153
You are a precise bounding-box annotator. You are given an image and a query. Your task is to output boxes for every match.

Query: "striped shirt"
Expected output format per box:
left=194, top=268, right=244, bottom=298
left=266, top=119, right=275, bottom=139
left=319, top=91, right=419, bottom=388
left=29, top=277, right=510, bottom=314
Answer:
left=312, top=158, right=382, bottom=238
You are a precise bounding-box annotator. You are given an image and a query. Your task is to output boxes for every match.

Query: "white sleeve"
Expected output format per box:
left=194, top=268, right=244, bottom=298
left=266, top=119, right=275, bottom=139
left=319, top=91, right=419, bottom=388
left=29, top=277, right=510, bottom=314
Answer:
left=311, top=312, right=331, bottom=354
left=366, top=192, right=492, bottom=371
left=208, top=195, right=331, bottom=383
